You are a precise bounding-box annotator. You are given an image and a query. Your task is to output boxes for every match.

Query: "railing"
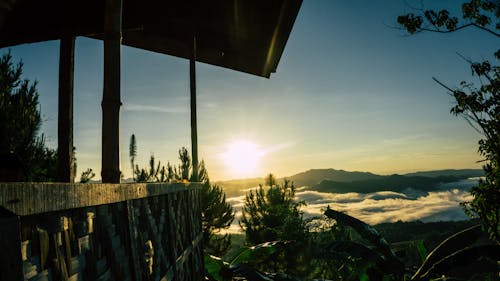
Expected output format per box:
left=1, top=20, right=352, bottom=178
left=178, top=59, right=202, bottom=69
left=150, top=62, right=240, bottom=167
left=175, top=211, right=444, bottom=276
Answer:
left=0, top=182, right=203, bottom=281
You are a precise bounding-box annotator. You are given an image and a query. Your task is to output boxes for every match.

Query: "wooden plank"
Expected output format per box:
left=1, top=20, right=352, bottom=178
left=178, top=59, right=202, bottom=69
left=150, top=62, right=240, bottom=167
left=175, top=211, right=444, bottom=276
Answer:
left=101, top=0, right=122, bottom=183
left=126, top=200, right=141, bottom=281
left=0, top=182, right=199, bottom=216
left=0, top=207, right=23, bottom=281
left=57, top=36, right=76, bottom=183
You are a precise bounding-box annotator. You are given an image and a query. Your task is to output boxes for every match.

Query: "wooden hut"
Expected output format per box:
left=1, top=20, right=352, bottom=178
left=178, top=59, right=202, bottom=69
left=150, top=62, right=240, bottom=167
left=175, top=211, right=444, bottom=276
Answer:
left=0, top=0, right=302, bottom=280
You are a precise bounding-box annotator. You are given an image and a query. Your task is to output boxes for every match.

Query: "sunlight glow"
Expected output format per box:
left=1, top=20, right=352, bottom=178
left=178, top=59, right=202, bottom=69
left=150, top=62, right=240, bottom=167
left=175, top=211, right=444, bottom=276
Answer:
left=221, top=140, right=263, bottom=178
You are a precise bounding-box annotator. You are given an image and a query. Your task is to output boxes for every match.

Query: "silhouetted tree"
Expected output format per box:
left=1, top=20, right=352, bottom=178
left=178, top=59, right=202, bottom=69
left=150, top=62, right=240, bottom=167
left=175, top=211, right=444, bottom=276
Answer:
left=129, top=134, right=137, bottom=181
left=79, top=168, right=95, bottom=183
left=198, top=161, right=234, bottom=255
left=128, top=139, right=235, bottom=254
left=0, top=51, right=57, bottom=181
left=397, top=0, right=500, bottom=243
left=239, top=174, right=308, bottom=276
left=177, top=147, right=190, bottom=181
left=240, top=174, right=306, bottom=244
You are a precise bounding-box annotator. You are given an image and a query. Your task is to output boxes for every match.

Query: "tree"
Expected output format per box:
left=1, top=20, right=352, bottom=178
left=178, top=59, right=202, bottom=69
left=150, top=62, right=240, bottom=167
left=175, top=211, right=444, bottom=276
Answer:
left=0, top=51, right=57, bottom=181
left=79, top=168, right=95, bottom=183
left=198, top=161, right=234, bottom=255
left=128, top=139, right=235, bottom=254
left=129, top=134, right=137, bottom=181
left=240, top=174, right=306, bottom=244
left=239, top=174, right=308, bottom=276
left=397, top=0, right=500, bottom=244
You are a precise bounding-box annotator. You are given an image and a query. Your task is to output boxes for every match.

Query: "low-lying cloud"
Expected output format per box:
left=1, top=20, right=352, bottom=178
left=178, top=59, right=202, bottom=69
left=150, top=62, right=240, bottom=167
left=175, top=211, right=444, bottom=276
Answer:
left=225, top=180, right=475, bottom=234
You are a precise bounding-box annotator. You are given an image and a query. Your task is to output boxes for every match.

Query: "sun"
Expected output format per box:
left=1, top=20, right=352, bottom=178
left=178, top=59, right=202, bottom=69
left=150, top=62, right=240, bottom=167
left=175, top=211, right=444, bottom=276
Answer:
left=221, top=140, right=263, bottom=178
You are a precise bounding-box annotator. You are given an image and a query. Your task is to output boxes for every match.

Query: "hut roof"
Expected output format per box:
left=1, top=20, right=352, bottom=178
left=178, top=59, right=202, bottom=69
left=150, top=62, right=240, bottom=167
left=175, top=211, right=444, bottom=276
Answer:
left=0, top=0, right=302, bottom=78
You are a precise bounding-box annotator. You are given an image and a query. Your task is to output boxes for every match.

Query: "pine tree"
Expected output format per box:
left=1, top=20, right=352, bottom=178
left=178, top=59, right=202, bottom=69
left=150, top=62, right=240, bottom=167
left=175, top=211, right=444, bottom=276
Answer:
left=0, top=51, right=57, bottom=181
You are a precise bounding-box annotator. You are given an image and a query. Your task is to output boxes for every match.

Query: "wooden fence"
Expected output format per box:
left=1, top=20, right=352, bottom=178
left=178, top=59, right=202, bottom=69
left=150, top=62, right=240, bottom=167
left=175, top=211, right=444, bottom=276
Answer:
left=0, top=182, right=204, bottom=281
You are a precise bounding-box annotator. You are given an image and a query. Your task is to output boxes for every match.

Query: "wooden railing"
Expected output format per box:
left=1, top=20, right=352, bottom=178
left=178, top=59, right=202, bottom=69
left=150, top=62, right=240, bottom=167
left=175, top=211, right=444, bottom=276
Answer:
left=0, top=182, right=203, bottom=281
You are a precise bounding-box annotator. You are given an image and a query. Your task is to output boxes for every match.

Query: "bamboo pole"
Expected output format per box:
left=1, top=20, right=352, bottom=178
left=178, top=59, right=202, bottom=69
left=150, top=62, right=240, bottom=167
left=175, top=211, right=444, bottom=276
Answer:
left=57, top=36, right=75, bottom=183
left=190, top=37, right=199, bottom=182
left=101, top=0, right=122, bottom=183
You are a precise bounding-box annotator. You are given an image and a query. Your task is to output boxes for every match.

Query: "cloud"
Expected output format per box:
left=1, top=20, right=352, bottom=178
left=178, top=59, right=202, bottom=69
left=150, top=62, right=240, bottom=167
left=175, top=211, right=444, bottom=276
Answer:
left=224, top=186, right=474, bottom=234
left=122, top=103, right=188, bottom=114
left=298, top=189, right=472, bottom=225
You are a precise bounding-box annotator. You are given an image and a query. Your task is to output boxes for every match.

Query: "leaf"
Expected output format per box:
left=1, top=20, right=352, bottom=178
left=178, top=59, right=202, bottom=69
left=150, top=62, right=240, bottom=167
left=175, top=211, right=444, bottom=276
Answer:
left=412, top=225, right=483, bottom=280
left=230, top=241, right=285, bottom=265
left=419, top=244, right=500, bottom=280
left=204, top=254, right=228, bottom=281
left=325, top=241, right=389, bottom=272
left=414, top=240, right=428, bottom=264
left=229, top=263, right=273, bottom=281
left=324, top=207, right=403, bottom=273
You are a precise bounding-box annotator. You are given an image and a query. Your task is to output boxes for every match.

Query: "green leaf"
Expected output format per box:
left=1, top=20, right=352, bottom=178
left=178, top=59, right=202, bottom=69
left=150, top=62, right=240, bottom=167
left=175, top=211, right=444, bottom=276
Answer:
left=412, top=225, right=482, bottom=280
left=230, top=241, right=284, bottom=265
left=204, top=254, right=228, bottom=281
left=414, top=240, right=428, bottom=264
left=419, top=244, right=500, bottom=280
left=324, top=207, right=404, bottom=274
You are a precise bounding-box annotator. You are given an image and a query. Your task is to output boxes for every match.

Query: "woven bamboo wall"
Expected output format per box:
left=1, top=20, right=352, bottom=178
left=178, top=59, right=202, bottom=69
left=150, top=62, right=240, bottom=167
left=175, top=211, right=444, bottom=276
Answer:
left=0, top=182, right=203, bottom=281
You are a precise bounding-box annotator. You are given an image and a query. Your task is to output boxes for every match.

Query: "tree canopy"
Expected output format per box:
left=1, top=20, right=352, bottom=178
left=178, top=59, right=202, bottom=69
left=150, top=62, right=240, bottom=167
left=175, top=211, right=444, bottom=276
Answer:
left=397, top=0, right=500, bottom=244
left=129, top=138, right=235, bottom=254
left=0, top=51, right=57, bottom=181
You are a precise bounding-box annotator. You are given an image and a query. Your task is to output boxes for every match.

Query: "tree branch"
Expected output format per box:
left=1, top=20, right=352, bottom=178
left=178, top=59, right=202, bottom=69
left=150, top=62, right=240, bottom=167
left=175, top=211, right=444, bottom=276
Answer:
left=419, top=23, right=500, bottom=37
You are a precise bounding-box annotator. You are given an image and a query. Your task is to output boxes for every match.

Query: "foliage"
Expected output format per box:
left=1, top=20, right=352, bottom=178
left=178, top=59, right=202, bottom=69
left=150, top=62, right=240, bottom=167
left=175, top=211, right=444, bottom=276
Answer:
left=128, top=138, right=235, bottom=255
left=129, top=134, right=137, bottom=181
left=324, top=207, right=499, bottom=281
left=199, top=160, right=235, bottom=255
left=0, top=51, right=57, bottom=181
left=239, top=175, right=310, bottom=276
left=79, top=168, right=95, bottom=183
left=208, top=206, right=498, bottom=281
left=240, top=174, right=307, bottom=245
left=397, top=0, right=500, bottom=244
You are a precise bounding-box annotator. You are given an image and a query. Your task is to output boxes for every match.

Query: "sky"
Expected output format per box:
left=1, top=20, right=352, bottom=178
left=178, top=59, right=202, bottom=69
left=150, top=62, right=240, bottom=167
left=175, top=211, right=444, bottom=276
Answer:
left=2, top=1, right=498, bottom=181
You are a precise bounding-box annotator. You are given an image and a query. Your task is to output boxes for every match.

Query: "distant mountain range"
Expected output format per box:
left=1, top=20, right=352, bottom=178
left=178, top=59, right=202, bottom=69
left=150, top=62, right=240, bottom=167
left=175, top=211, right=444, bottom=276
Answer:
left=215, top=168, right=483, bottom=197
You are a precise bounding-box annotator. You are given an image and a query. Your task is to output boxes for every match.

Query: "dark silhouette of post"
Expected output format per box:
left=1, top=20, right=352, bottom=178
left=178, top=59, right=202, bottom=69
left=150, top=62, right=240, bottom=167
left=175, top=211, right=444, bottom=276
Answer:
left=190, top=37, right=199, bottom=182
left=101, top=0, right=122, bottom=183
left=57, top=36, right=75, bottom=183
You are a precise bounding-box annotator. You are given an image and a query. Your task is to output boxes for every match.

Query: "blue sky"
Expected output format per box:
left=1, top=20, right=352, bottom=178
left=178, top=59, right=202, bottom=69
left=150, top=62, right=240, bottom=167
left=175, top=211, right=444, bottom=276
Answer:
left=3, top=1, right=498, bottom=180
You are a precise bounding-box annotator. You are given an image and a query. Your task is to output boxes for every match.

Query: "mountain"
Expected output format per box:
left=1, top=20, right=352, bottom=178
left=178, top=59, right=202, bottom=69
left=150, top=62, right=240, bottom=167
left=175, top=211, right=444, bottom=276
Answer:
left=403, top=169, right=483, bottom=178
left=216, top=168, right=483, bottom=196
left=310, top=174, right=472, bottom=194
left=287, top=168, right=381, bottom=187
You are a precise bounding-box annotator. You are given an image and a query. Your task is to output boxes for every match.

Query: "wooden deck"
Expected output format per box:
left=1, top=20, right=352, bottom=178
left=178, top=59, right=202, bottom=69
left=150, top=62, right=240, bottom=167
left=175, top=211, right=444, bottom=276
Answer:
left=0, top=182, right=203, bottom=281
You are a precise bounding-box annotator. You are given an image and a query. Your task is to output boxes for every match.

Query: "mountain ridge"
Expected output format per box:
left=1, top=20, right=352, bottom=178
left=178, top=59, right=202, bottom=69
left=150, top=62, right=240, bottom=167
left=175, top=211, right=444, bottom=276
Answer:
left=216, top=168, right=483, bottom=197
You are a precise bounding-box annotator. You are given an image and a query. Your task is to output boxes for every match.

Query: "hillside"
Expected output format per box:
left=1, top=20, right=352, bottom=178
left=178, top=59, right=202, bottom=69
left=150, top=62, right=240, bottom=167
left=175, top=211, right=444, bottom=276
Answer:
left=309, top=174, right=474, bottom=194
left=216, top=168, right=482, bottom=197
left=403, top=169, right=484, bottom=178
left=287, top=168, right=381, bottom=187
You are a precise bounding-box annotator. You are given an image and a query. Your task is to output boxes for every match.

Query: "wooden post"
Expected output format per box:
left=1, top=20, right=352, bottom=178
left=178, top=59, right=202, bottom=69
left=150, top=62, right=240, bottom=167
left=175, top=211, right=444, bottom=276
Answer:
left=101, top=0, right=122, bottom=183
left=57, top=37, right=75, bottom=183
left=0, top=207, right=23, bottom=281
left=190, top=37, right=199, bottom=182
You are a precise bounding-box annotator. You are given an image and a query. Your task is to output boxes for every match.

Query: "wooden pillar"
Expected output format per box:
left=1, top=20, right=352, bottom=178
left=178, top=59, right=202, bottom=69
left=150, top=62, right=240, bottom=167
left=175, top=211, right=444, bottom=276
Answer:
left=57, top=37, right=75, bottom=183
left=101, top=0, right=122, bottom=183
left=190, top=37, right=199, bottom=182
left=0, top=208, right=23, bottom=281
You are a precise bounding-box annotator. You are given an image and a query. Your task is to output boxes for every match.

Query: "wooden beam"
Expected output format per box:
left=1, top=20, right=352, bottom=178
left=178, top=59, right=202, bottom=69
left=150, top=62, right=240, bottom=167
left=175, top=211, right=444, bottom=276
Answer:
left=0, top=182, right=200, bottom=216
left=101, top=0, right=122, bottom=183
left=57, top=36, right=75, bottom=183
left=190, top=37, right=199, bottom=182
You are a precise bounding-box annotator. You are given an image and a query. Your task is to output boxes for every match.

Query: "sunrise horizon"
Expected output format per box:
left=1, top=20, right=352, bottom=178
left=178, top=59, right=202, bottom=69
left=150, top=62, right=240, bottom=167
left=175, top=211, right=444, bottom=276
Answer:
left=3, top=0, right=494, bottom=183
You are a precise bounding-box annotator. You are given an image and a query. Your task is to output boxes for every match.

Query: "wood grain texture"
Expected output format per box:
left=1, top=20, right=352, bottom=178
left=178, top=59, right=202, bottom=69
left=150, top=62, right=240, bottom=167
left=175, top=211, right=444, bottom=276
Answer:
left=0, top=182, right=199, bottom=216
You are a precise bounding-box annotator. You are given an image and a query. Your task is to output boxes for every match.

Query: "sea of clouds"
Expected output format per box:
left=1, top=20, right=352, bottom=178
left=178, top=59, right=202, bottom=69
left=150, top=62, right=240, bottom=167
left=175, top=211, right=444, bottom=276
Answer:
left=224, top=178, right=477, bottom=234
